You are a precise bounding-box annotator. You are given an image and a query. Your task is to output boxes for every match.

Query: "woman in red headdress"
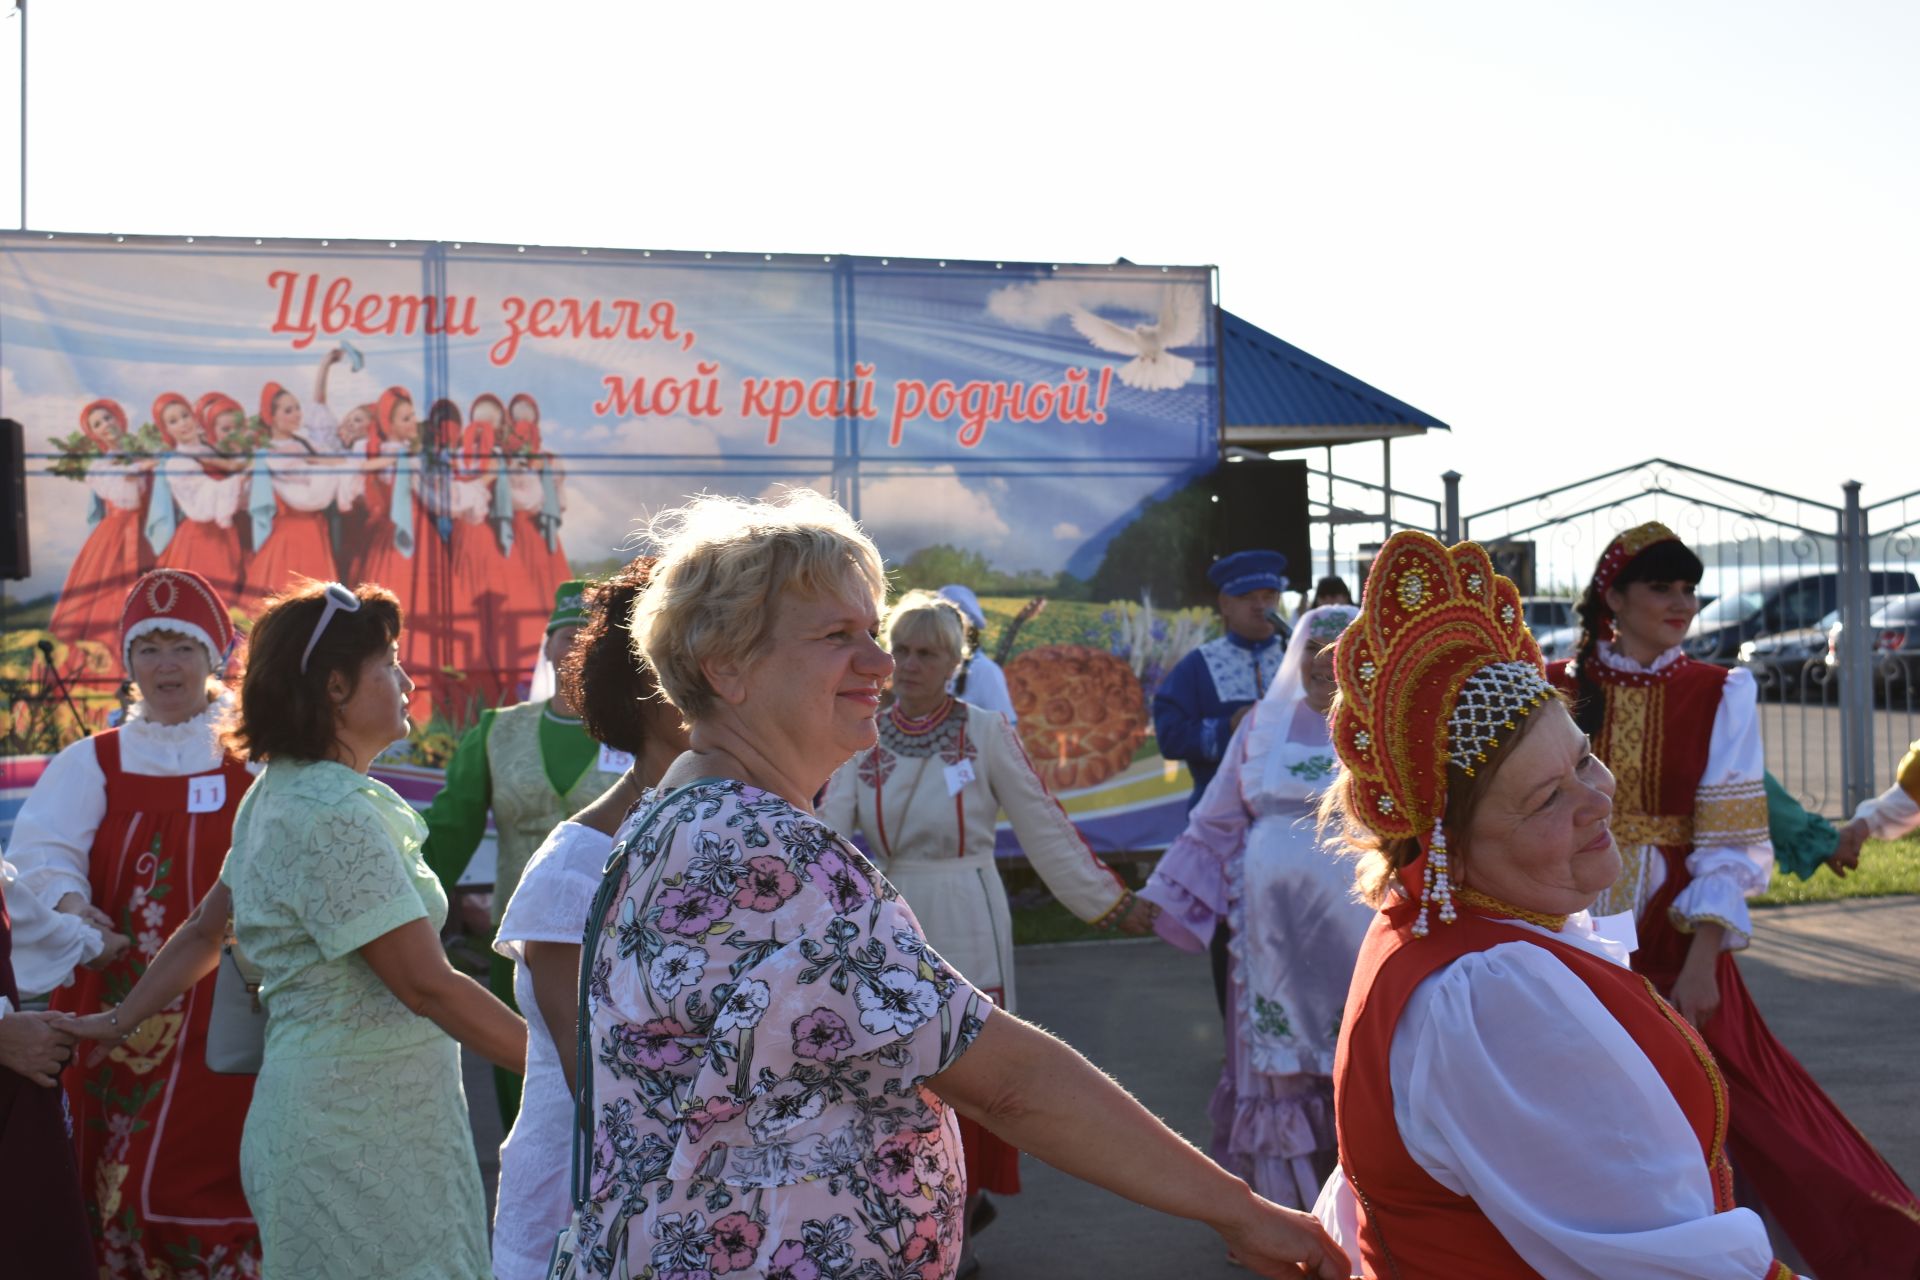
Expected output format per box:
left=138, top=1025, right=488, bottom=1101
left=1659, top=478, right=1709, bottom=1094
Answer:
left=501, top=394, right=571, bottom=693
left=9, top=568, right=259, bottom=1278
left=1548, top=523, right=1920, bottom=1280
left=420, top=398, right=513, bottom=711
left=238, top=379, right=340, bottom=606
left=1314, top=531, right=1798, bottom=1279
left=48, top=400, right=156, bottom=669
left=147, top=392, right=249, bottom=604
left=348, top=386, right=444, bottom=720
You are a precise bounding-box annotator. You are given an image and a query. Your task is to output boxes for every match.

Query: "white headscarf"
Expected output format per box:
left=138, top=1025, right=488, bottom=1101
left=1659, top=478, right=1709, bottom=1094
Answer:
left=1248, top=604, right=1359, bottom=799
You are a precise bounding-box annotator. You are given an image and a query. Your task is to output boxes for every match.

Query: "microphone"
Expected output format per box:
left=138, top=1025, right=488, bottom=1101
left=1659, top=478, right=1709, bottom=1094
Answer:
left=37, top=638, right=95, bottom=737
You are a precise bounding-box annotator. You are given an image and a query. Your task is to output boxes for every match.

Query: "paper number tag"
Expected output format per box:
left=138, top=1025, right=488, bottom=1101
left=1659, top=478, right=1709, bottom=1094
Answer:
left=942, top=759, right=976, bottom=796
left=186, top=773, right=227, bottom=814
left=598, top=745, right=636, bottom=775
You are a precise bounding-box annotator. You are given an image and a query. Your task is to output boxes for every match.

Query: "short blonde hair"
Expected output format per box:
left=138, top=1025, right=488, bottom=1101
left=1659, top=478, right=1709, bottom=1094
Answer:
left=631, top=490, right=887, bottom=720
left=884, top=590, right=967, bottom=670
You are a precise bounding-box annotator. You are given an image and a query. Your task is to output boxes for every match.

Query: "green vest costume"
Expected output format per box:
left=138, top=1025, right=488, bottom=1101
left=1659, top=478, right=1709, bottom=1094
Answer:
left=481, top=699, right=625, bottom=922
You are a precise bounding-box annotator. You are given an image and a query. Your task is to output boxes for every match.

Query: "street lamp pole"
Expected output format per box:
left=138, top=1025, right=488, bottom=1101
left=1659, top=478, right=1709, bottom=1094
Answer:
left=12, top=0, right=24, bottom=230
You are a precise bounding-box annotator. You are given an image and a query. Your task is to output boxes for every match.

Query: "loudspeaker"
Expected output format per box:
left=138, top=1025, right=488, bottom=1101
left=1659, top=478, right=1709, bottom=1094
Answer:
left=0, top=419, right=28, bottom=581
left=1212, top=458, right=1310, bottom=593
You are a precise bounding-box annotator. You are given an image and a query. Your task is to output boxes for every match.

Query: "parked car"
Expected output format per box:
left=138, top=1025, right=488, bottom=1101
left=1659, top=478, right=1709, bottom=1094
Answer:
left=1684, top=568, right=1920, bottom=666
left=1522, top=597, right=1575, bottom=633
left=1824, top=592, right=1920, bottom=706
left=1534, top=623, right=1582, bottom=661
left=1737, top=609, right=1851, bottom=700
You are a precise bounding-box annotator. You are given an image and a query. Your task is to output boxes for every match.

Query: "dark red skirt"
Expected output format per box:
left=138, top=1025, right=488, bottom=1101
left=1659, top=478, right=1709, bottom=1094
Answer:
left=0, top=1070, right=93, bottom=1279
left=1638, top=867, right=1920, bottom=1280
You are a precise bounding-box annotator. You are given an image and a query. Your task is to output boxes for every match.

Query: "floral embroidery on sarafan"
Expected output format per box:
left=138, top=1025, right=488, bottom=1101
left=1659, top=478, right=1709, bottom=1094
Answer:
left=1252, top=995, right=1295, bottom=1040
left=1285, top=755, right=1335, bottom=782
left=578, top=779, right=987, bottom=1279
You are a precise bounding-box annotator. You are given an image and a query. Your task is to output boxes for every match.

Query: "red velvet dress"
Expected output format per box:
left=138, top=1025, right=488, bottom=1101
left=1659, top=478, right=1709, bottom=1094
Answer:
left=0, top=880, right=96, bottom=1279
left=49, top=471, right=154, bottom=673
left=50, top=730, right=260, bottom=1279
left=1550, top=655, right=1920, bottom=1279
left=240, top=495, right=336, bottom=608
left=1334, top=902, right=1796, bottom=1280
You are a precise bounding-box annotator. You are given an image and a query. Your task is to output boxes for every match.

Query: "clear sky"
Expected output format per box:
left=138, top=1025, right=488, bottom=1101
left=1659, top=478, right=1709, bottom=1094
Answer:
left=0, top=0, right=1913, bottom=527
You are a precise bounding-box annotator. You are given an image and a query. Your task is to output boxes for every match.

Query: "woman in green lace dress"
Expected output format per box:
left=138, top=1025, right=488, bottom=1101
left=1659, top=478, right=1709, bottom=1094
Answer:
left=68, top=581, right=528, bottom=1279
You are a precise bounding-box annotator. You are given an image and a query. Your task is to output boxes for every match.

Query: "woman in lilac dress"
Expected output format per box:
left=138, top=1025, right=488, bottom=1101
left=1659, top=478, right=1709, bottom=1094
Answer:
left=1143, top=605, right=1373, bottom=1211
left=557, top=490, right=1346, bottom=1280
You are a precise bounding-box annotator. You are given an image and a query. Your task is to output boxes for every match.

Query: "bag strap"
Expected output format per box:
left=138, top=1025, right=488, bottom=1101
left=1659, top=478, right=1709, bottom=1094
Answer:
left=566, top=778, right=722, bottom=1211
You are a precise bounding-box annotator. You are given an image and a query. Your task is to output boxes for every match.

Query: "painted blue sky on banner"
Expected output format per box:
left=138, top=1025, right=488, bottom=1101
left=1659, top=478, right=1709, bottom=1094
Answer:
left=3, top=240, right=1217, bottom=600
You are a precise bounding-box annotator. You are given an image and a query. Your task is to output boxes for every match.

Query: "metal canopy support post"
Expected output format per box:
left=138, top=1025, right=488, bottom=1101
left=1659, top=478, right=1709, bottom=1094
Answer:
left=1325, top=445, right=1336, bottom=579
left=1381, top=438, right=1393, bottom=548
left=1442, top=471, right=1461, bottom=543
left=1838, top=481, right=1874, bottom=813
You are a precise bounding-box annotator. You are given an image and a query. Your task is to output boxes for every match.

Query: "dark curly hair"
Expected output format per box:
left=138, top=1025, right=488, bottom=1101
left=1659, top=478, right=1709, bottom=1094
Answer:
left=558, top=557, right=661, bottom=756
left=226, top=581, right=403, bottom=763
left=1569, top=538, right=1704, bottom=734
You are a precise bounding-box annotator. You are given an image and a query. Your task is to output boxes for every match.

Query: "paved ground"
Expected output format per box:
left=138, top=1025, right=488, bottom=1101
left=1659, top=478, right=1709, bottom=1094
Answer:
left=464, top=895, right=1920, bottom=1279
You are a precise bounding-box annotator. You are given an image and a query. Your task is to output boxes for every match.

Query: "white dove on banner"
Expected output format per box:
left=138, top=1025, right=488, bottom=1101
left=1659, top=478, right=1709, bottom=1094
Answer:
left=1069, top=285, right=1203, bottom=391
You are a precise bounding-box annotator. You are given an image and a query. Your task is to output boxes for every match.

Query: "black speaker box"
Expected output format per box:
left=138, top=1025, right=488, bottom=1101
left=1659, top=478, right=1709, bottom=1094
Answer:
left=1211, top=458, right=1310, bottom=595
left=0, top=419, right=29, bottom=581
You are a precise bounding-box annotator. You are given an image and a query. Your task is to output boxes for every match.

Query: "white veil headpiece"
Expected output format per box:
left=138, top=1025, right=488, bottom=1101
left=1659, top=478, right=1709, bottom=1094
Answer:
left=1249, top=604, right=1358, bottom=798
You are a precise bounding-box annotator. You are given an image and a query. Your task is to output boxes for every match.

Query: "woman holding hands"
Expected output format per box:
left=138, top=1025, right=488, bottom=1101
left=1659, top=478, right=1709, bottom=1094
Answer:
left=68, top=580, right=527, bottom=1279
left=557, top=490, right=1342, bottom=1280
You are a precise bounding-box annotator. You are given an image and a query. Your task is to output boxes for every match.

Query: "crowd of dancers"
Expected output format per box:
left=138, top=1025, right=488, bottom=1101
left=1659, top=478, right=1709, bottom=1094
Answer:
left=44, top=348, right=572, bottom=717
left=1, top=489, right=1919, bottom=1280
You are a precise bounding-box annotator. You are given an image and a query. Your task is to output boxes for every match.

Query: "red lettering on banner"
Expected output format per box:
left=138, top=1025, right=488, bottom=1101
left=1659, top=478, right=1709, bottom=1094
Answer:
left=740, top=377, right=808, bottom=445
left=594, top=377, right=644, bottom=417
left=879, top=366, right=1111, bottom=448
left=687, top=362, right=723, bottom=417
left=851, top=364, right=878, bottom=420
left=593, top=363, right=729, bottom=419
left=267, top=272, right=483, bottom=351
left=890, top=380, right=928, bottom=446
left=492, top=294, right=693, bottom=366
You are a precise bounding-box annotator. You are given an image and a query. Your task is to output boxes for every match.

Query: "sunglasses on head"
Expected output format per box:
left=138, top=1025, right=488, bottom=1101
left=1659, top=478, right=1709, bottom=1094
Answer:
left=300, top=582, right=362, bottom=674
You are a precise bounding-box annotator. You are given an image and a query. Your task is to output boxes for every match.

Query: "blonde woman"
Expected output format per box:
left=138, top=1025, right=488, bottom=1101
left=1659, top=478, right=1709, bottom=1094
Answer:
left=819, top=588, right=1154, bottom=1260
left=558, top=491, right=1343, bottom=1280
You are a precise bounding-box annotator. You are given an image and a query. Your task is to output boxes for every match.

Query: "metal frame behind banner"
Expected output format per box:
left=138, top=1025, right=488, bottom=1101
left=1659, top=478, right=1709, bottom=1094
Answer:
left=1461, top=458, right=1916, bottom=818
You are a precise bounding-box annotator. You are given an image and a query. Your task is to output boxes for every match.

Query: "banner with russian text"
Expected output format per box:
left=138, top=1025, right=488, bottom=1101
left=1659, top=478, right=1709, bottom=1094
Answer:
left=1, top=236, right=1225, bottom=859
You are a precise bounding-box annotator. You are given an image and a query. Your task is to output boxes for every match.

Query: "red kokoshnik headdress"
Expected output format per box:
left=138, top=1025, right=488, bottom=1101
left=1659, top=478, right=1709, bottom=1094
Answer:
left=1331, top=531, right=1555, bottom=937
left=1585, top=520, right=1683, bottom=625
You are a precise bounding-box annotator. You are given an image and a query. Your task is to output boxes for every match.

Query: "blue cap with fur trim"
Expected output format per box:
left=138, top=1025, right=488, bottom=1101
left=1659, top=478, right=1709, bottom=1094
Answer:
left=1208, top=550, right=1288, bottom=596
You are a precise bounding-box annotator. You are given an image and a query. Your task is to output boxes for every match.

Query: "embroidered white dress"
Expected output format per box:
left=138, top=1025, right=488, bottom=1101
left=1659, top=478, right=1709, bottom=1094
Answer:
left=819, top=701, right=1127, bottom=1010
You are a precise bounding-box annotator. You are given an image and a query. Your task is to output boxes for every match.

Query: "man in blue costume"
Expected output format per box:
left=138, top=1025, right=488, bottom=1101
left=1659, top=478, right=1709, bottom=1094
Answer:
left=1153, top=549, right=1289, bottom=809
left=1152, top=550, right=1289, bottom=1015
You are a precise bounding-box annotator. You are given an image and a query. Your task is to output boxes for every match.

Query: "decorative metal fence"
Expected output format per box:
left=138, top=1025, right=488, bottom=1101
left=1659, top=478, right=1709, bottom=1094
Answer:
left=1446, top=459, right=1917, bottom=818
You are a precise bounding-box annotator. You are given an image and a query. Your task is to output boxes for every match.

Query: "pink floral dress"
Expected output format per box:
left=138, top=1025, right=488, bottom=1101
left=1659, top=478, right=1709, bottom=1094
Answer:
left=571, top=780, right=990, bottom=1280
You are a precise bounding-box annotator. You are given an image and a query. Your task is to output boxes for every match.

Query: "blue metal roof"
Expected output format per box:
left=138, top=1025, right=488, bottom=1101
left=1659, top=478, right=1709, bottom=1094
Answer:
left=1220, top=309, right=1449, bottom=437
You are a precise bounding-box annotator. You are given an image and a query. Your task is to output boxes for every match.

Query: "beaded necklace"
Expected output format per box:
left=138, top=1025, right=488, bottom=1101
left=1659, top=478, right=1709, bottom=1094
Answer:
left=889, top=696, right=955, bottom=737
left=1454, top=885, right=1569, bottom=932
